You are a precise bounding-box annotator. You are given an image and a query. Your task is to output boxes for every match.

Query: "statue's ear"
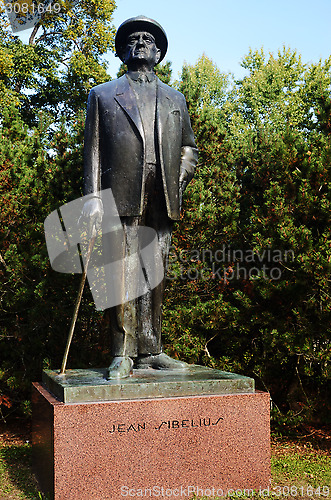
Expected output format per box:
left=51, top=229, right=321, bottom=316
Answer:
left=116, top=45, right=126, bottom=62
left=155, top=48, right=161, bottom=66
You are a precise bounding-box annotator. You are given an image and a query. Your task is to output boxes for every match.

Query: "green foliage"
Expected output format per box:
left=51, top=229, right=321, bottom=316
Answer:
left=0, top=3, right=116, bottom=416
left=271, top=408, right=307, bottom=438
left=163, top=49, right=331, bottom=423
left=0, top=105, right=106, bottom=411
left=0, top=0, right=116, bottom=122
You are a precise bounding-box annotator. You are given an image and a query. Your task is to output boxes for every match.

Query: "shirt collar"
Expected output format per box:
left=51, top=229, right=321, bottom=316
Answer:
left=127, top=71, right=156, bottom=83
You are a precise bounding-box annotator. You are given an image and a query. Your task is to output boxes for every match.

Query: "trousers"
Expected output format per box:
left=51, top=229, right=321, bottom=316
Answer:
left=106, top=163, right=174, bottom=357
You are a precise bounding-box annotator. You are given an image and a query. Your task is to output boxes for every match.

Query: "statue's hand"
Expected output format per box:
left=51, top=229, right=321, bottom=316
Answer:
left=179, top=170, right=189, bottom=208
left=80, top=197, right=104, bottom=237
left=179, top=165, right=190, bottom=192
left=179, top=177, right=188, bottom=194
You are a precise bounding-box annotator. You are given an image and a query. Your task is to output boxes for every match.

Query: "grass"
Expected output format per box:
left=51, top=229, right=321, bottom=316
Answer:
left=273, top=445, right=330, bottom=486
left=0, top=422, right=330, bottom=499
left=0, top=444, right=42, bottom=499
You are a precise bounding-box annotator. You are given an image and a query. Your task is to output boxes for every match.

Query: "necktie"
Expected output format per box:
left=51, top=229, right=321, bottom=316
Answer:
left=138, top=74, right=148, bottom=83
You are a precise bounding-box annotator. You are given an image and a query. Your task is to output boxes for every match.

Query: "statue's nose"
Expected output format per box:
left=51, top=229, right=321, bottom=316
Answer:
left=136, top=35, right=146, bottom=46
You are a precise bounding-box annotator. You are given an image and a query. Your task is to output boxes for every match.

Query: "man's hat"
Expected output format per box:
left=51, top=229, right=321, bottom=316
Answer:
left=115, top=16, right=168, bottom=63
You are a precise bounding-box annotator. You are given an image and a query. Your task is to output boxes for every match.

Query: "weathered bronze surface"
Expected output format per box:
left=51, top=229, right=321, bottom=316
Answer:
left=42, top=367, right=254, bottom=403
left=82, top=16, right=198, bottom=379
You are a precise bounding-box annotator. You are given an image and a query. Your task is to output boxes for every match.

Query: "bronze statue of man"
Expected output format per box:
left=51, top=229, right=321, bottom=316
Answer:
left=82, top=16, right=198, bottom=379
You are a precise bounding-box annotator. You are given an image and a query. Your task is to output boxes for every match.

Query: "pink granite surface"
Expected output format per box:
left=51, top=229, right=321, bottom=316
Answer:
left=32, top=383, right=270, bottom=500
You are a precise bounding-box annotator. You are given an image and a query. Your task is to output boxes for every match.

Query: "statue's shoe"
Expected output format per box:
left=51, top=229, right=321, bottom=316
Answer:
left=107, top=356, right=133, bottom=380
left=136, top=353, right=188, bottom=370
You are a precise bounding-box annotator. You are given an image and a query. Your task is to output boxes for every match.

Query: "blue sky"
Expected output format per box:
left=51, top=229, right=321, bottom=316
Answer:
left=18, top=0, right=331, bottom=80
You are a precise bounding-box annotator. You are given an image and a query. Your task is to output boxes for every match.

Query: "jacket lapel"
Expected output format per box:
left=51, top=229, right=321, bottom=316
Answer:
left=114, top=76, right=145, bottom=140
left=156, top=80, right=173, bottom=142
left=114, top=76, right=175, bottom=151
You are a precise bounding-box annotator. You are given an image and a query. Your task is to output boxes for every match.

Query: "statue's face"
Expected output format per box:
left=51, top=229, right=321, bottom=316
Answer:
left=123, top=31, right=161, bottom=70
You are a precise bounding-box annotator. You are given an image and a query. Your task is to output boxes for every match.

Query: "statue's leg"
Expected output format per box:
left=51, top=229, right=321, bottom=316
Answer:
left=136, top=213, right=188, bottom=370
left=107, top=217, right=141, bottom=359
left=137, top=216, right=173, bottom=355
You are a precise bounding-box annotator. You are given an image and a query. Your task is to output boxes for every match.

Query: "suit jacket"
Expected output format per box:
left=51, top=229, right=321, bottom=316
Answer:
left=83, top=74, right=198, bottom=220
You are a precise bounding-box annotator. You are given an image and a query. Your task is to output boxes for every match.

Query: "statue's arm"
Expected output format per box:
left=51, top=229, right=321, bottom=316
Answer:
left=82, top=89, right=103, bottom=232
left=179, top=96, right=198, bottom=193
left=83, top=89, right=101, bottom=196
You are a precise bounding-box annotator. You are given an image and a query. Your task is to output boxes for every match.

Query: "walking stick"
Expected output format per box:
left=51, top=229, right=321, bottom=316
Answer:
left=60, top=229, right=96, bottom=375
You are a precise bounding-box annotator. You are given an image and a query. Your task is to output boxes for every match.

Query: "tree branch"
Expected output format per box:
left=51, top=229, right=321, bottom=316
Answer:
left=29, top=21, right=41, bottom=45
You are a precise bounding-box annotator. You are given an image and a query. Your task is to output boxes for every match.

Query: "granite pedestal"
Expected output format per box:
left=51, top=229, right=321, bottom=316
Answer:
left=32, top=367, right=271, bottom=500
